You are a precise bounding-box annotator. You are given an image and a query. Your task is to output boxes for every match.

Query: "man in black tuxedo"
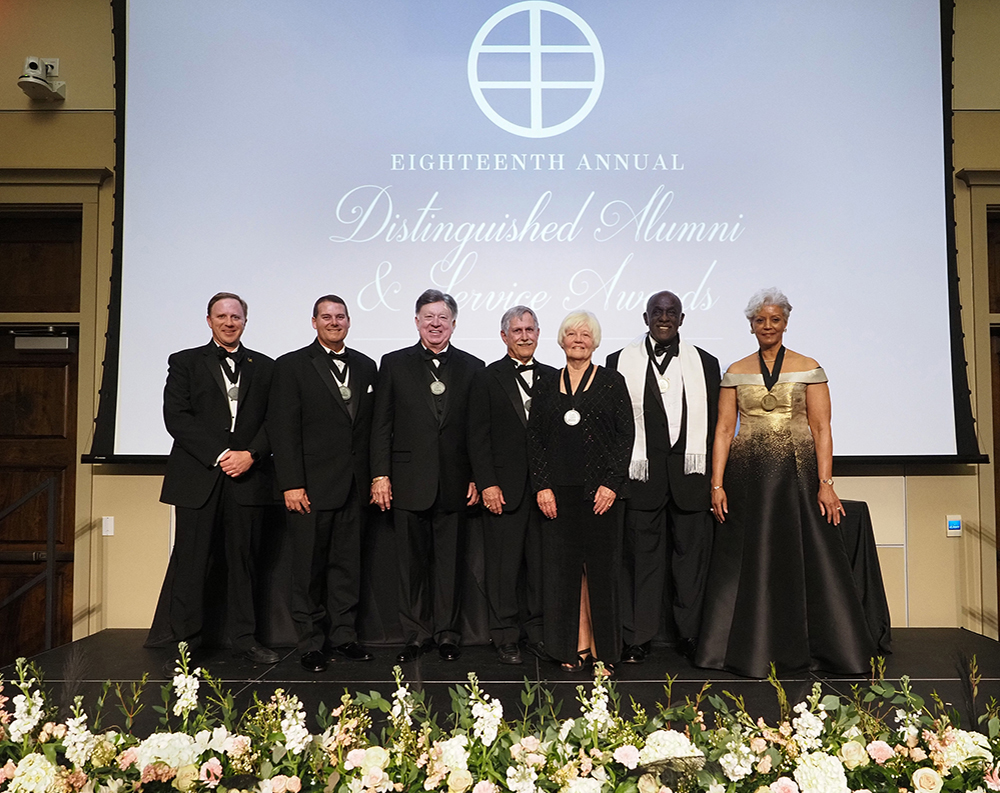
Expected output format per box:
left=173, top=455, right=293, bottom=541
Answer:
left=468, top=306, right=553, bottom=665
left=370, top=289, right=484, bottom=663
left=606, top=291, right=721, bottom=663
left=269, top=295, right=377, bottom=673
left=146, top=292, right=279, bottom=665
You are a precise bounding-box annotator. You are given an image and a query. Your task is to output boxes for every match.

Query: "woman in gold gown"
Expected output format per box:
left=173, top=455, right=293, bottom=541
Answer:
left=695, top=288, right=876, bottom=677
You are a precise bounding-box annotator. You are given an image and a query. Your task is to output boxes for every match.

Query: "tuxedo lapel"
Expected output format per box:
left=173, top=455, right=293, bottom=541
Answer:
left=309, top=343, right=352, bottom=421
left=408, top=344, right=440, bottom=421
left=644, top=358, right=667, bottom=421
left=202, top=344, right=228, bottom=399
left=495, top=362, right=527, bottom=427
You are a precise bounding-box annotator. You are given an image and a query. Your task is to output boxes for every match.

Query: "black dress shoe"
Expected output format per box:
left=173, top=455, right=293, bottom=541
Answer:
left=396, top=643, right=424, bottom=663
left=438, top=643, right=461, bottom=661
left=331, top=641, right=373, bottom=662
left=622, top=644, right=647, bottom=664
left=676, top=637, right=697, bottom=660
left=496, top=643, right=522, bottom=665
left=300, top=650, right=328, bottom=673
left=238, top=645, right=280, bottom=664
left=523, top=640, right=554, bottom=662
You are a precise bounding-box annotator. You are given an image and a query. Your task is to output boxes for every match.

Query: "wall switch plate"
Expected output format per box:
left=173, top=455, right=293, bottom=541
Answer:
left=102, top=516, right=114, bottom=536
left=946, top=514, right=962, bottom=537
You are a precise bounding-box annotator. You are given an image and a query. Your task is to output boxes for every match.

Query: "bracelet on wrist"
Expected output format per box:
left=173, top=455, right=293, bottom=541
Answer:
left=820, top=478, right=834, bottom=486
left=712, top=485, right=723, bottom=491
left=372, top=476, right=388, bottom=484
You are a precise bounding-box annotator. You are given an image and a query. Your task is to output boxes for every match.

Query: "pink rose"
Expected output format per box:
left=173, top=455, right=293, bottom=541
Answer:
left=910, top=747, right=928, bottom=762
left=271, top=774, right=290, bottom=793
left=521, top=736, right=541, bottom=752
left=472, top=782, right=498, bottom=793
left=750, top=737, right=768, bottom=754
left=866, top=740, right=894, bottom=764
left=199, top=758, right=223, bottom=789
left=0, top=760, right=16, bottom=783
left=770, top=778, right=799, bottom=793
left=613, top=745, right=640, bottom=770
left=287, top=775, right=302, bottom=792
left=756, top=755, right=772, bottom=774
left=346, top=748, right=367, bottom=770
left=117, top=747, right=139, bottom=770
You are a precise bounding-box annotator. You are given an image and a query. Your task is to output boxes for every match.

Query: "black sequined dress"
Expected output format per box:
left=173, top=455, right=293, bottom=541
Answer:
left=527, top=366, right=634, bottom=665
left=694, top=368, right=877, bottom=677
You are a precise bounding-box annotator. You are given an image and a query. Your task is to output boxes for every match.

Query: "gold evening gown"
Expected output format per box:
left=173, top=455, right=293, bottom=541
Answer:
left=694, top=368, right=877, bottom=677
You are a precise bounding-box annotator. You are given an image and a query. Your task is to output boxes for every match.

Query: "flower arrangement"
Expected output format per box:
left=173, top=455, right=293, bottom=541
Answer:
left=1, top=647, right=1000, bottom=793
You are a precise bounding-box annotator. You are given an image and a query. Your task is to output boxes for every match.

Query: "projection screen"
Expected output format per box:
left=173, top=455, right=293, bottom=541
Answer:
left=111, top=0, right=959, bottom=458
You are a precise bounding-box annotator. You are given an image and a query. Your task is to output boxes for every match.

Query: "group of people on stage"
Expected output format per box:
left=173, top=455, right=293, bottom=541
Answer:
left=146, top=284, right=880, bottom=679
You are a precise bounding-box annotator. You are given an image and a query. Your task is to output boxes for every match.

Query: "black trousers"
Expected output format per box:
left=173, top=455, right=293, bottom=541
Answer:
left=287, top=483, right=364, bottom=653
left=146, top=474, right=264, bottom=652
left=622, top=497, right=713, bottom=645
left=394, top=504, right=463, bottom=646
left=483, top=490, right=544, bottom=647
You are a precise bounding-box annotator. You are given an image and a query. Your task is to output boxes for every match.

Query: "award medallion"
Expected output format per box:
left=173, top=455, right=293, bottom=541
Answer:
left=227, top=386, right=239, bottom=400
left=430, top=380, right=446, bottom=395
left=563, top=409, right=581, bottom=426
left=339, top=385, right=352, bottom=401
left=761, top=393, right=778, bottom=411
left=523, top=398, right=532, bottom=413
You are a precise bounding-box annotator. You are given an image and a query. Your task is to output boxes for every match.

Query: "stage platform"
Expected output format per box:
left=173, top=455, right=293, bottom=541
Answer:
left=4, top=628, right=999, bottom=736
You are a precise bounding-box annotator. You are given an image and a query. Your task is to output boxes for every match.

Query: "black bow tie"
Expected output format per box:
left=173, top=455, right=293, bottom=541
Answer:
left=423, top=347, right=448, bottom=363
left=514, top=361, right=536, bottom=372
left=328, top=349, right=348, bottom=362
left=217, top=346, right=244, bottom=363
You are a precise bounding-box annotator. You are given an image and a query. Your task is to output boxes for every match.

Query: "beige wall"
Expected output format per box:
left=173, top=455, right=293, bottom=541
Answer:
left=2, top=0, right=1000, bottom=639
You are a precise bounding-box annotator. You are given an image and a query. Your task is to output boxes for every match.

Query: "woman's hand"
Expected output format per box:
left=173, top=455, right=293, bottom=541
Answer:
left=711, top=486, right=727, bottom=522
left=817, top=482, right=845, bottom=525
left=593, top=485, right=616, bottom=515
left=537, top=488, right=557, bottom=519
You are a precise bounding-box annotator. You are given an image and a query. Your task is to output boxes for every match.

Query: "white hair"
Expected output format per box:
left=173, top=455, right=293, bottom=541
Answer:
left=744, top=287, right=792, bottom=321
left=557, top=311, right=602, bottom=348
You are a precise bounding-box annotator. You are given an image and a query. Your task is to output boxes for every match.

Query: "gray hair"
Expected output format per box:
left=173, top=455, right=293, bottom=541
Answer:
left=557, top=311, right=602, bottom=348
left=415, top=289, right=458, bottom=319
left=500, top=305, right=538, bottom=333
left=744, top=287, right=792, bottom=321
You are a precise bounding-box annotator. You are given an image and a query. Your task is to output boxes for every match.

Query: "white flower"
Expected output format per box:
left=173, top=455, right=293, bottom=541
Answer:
left=581, top=678, right=611, bottom=732
left=135, top=730, right=199, bottom=770
left=64, top=712, right=98, bottom=769
left=792, top=702, right=826, bottom=752
left=563, top=777, right=602, bottom=793
left=439, top=735, right=469, bottom=771
left=10, top=691, right=44, bottom=742
left=390, top=685, right=413, bottom=725
left=558, top=720, right=576, bottom=742
left=707, top=784, right=726, bottom=793
left=9, top=753, right=58, bottom=793
left=472, top=695, right=503, bottom=747
left=194, top=726, right=230, bottom=754
left=935, top=728, right=994, bottom=770
left=613, top=745, right=640, bottom=769
left=171, top=669, right=201, bottom=718
left=719, top=744, right=755, bottom=782
left=506, top=764, right=537, bottom=793
left=280, top=693, right=311, bottom=755
left=911, top=766, right=944, bottom=793
left=639, top=730, right=702, bottom=765
left=793, top=751, right=849, bottom=793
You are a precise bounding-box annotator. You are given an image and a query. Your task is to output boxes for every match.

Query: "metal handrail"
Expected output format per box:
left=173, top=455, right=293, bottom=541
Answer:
left=0, top=476, right=58, bottom=649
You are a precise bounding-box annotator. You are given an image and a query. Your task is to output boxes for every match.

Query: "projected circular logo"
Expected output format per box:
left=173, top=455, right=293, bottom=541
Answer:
left=468, top=1, right=604, bottom=139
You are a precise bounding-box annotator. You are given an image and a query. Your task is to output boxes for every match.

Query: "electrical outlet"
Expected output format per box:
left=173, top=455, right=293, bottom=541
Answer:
left=102, top=516, right=114, bottom=536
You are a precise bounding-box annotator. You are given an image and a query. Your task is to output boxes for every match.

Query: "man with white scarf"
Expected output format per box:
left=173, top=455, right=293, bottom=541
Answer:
left=606, top=291, right=720, bottom=663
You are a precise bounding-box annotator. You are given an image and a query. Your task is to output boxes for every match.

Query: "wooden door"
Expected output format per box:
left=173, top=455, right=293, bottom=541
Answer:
left=0, top=212, right=80, bottom=666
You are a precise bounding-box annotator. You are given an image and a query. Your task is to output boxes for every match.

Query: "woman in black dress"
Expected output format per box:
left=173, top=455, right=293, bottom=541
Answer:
left=695, top=288, right=877, bottom=677
left=527, top=311, right=634, bottom=673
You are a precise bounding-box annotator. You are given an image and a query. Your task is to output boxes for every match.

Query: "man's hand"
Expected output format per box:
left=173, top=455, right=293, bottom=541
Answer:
left=284, top=488, right=311, bottom=514
left=371, top=477, right=392, bottom=511
left=220, top=450, right=253, bottom=478
left=481, top=485, right=505, bottom=515
left=466, top=482, right=479, bottom=507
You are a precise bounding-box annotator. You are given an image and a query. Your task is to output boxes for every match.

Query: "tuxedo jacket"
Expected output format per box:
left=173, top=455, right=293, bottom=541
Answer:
left=468, top=356, right=557, bottom=510
left=371, top=342, right=485, bottom=513
left=268, top=340, right=378, bottom=511
left=160, top=341, right=274, bottom=509
left=605, top=344, right=721, bottom=512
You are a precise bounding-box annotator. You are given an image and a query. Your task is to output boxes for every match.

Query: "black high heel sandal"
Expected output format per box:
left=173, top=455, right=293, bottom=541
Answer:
left=561, top=649, right=593, bottom=671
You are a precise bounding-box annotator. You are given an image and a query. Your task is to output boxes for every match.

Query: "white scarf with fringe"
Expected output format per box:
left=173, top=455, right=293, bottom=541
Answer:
left=619, top=334, right=708, bottom=479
